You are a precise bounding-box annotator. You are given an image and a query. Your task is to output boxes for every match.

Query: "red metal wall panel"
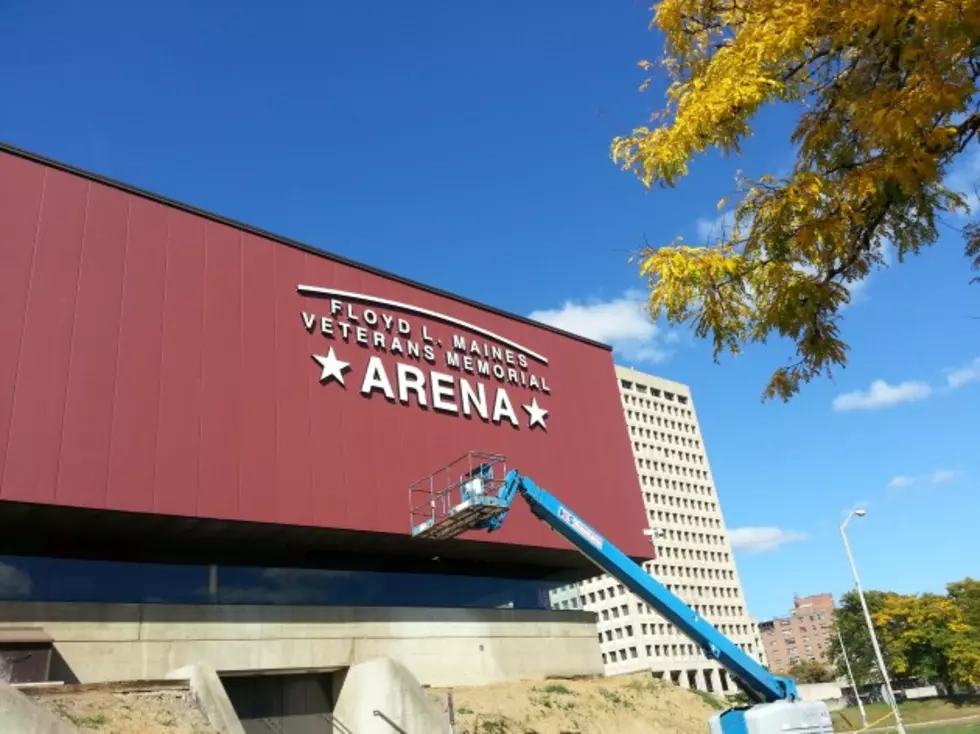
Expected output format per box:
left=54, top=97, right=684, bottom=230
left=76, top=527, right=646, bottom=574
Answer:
left=0, top=156, right=45, bottom=491
left=199, top=222, right=243, bottom=520
left=0, top=148, right=650, bottom=558
left=105, top=197, right=168, bottom=514
left=55, top=183, right=129, bottom=509
left=3, top=167, right=88, bottom=505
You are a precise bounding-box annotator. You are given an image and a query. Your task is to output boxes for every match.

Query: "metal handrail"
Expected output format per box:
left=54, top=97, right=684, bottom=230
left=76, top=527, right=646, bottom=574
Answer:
left=408, top=451, right=506, bottom=534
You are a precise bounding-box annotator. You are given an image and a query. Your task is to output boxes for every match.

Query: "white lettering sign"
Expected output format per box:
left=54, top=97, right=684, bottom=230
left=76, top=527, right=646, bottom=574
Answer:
left=299, top=286, right=551, bottom=430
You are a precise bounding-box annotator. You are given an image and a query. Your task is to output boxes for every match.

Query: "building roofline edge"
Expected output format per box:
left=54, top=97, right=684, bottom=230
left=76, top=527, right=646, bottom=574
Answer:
left=0, top=140, right=613, bottom=353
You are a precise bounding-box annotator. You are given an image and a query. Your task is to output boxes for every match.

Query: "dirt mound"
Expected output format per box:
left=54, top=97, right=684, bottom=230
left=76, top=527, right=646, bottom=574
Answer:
left=431, top=672, right=720, bottom=734
left=24, top=681, right=215, bottom=734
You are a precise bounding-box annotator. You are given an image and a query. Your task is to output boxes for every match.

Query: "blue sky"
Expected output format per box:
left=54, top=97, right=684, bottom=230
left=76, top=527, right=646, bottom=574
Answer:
left=1, top=0, right=977, bottom=622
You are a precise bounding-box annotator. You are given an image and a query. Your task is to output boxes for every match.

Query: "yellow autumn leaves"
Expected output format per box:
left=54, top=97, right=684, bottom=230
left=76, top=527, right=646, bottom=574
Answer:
left=612, top=0, right=980, bottom=400
left=872, top=588, right=980, bottom=687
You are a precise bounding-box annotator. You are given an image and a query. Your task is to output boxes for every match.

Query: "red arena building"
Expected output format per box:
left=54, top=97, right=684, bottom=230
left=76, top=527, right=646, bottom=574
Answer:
left=0, top=142, right=651, bottom=724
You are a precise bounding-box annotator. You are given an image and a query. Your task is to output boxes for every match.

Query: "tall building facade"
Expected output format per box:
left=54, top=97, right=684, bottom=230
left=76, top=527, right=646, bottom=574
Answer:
left=758, top=593, right=836, bottom=673
left=0, top=142, right=653, bottom=698
left=549, top=366, right=766, bottom=694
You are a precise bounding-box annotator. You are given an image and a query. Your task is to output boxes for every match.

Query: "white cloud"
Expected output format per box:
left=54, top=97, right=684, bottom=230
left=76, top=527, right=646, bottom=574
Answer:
left=878, top=240, right=894, bottom=267
left=946, top=357, right=980, bottom=389
left=930, top=469, right=960, bottom=486
left=0, top=562, right=32, bottom=598
left=832, top=379, right=933, bottom=412
left=886, top=469, right=962, bottom=489
left=946, top=147, right=980, bottom=218
left=843, top=276, right=871, bottom=304
left=834, top=358, right=980, bottom=414
left=528, top=290, right=675, bottom=364
left=729, top=527, right=808, bottom=554
left=696, top=210, right=738, bottom=241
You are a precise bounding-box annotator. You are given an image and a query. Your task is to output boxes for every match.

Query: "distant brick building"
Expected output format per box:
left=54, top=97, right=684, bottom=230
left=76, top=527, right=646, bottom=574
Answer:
left=758, top=593, right=836, bottom=673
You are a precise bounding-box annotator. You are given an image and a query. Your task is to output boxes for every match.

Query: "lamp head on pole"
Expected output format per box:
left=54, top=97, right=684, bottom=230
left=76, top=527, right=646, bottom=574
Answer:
left=842, top=507, right=867, bottom=531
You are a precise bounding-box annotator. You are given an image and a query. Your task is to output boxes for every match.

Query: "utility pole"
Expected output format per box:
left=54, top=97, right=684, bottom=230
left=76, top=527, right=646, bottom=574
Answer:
left=840, top=510, right=906, bottom=734
left=836, top=627, right=868, bottom=729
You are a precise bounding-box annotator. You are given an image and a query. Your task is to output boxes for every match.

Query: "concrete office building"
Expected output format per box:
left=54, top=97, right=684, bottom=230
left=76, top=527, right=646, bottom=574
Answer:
left=549, top=366, right=766, bottom=694
left=758, top=593, right=836, bottom=673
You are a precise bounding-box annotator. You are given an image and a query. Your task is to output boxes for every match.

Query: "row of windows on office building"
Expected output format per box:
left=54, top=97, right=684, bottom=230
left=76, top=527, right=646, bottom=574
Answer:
left=582, top=577, right=739, bottom=604
left=648, top=562, right=736, bottom=585
left=646, top=510, right=723, bottom=535
left=623, top=404, right=699, bottom=440
left=636, top=457, right=709, bottom=484
left=619, top=379, right=692, bottom=416
left=624, top=410, right=699, bottom=440
left=646, top=491, right=719, bottom=514
left=552, top=592, right=748, bottom=627
left=639, top=473, right=714, bottom=500
left=602, top=638, right=757, bottom=667
left=654, top=545, right=732, bottom=565
left=632, top=437, right=706, bottom=466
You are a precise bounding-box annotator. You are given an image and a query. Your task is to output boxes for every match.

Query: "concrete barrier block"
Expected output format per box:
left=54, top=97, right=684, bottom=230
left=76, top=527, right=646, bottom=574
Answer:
left=167, top=662, right=246, bottom=734
left=0, top=682, right=79, bottom=734
left=332, top=656, right=449, bottom=734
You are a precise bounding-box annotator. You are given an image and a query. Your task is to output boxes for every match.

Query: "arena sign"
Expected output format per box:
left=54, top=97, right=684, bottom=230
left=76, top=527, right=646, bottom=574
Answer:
left=297, top=285, right=550, bottom=430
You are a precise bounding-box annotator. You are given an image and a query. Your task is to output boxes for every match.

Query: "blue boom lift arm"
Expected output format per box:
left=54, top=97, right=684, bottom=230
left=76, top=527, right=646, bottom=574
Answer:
left=484, top=468, right=797, bottom=704
left=411, top=458, right=835, bottom=734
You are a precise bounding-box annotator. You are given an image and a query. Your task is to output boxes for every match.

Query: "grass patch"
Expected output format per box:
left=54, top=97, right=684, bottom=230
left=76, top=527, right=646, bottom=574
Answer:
left=625, top=678, right=661, bottom=693
left=832, top=696, right=980, bottom=732
left=599, top=688, right=624, bottom=704
left=598, top=687, right=636, bottom=710
left=541, top=683, right=574, bottom=695
left=692, top=689, right=726, bottom=711
left=65, top=713, right=109, bottom=730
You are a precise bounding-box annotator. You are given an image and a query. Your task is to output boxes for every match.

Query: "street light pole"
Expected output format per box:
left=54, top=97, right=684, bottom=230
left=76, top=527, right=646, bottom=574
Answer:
left=841, top=510, right=906, bottom=734
left=836, top=627, right=868, bottom=730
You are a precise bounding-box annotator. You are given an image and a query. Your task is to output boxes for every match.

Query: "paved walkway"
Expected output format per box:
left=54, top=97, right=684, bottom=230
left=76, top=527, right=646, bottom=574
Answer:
left=857, top=712, right=980, bottom=732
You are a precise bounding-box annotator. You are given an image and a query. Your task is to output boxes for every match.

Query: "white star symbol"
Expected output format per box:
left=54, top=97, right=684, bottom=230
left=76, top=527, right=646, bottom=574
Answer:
left=523, top=397, right=549, bottom=429
left=312, top=348, right=350, bottom=386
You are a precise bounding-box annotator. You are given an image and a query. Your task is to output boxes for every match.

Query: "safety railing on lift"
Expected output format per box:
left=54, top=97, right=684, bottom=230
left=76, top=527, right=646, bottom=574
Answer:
left=408, top=450, right=509, bottom=540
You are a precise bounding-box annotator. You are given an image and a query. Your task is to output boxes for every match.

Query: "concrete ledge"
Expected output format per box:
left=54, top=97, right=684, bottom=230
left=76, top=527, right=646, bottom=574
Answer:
left=167, top=663, right=245, bottom=734
left=0, top=682, right=79, bottom=734
left=333, top=656, right=449, bottom=734
left=0, top=601, right=603, bottom=686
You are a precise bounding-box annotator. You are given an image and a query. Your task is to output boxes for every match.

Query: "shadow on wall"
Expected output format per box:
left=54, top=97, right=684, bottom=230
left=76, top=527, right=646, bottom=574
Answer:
left=0, top=633, right=79, bottom=685
left=49, top=648, right=78, bottom=685
left=214, top=659, right=446, bottom=734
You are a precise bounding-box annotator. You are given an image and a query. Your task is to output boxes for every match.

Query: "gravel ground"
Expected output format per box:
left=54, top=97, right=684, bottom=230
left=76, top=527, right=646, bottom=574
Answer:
left=25, top=682, right=215, bottom=734
left=430, top=671, right=718, bottom=734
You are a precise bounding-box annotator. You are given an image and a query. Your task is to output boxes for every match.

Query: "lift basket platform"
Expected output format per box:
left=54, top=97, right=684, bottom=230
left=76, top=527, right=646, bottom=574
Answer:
left=408, top=451, right=509, bottom=540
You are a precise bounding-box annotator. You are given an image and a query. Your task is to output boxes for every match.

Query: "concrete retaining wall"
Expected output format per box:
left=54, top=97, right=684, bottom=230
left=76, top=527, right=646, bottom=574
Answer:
left=167, top=663, right=245, bottom=734
left=333, top=657, right=449, bottom=733
left=0, top=602, right=602, bottom=687
left=798, top=682, right=847, bottom=711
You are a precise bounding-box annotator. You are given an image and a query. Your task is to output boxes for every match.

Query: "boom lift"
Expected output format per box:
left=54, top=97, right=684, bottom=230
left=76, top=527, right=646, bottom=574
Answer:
left=409, top=452, right=834, bottom=734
